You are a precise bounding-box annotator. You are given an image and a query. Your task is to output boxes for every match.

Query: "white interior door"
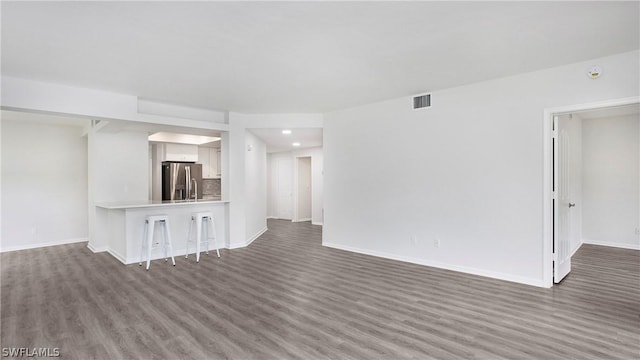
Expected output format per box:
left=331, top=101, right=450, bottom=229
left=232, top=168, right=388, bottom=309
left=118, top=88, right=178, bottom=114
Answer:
left=296, top=157, right=312, bottom=221
left=275, top=157, right=293, bottom=219
left=554, top=115, right=572, bottom=283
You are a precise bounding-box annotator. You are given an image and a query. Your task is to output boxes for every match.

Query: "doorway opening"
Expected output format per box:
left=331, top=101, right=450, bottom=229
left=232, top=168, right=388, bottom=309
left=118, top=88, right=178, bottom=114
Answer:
left=544, top=97, right=640, bottom=287
left=253, top=127, right=323, bottom=226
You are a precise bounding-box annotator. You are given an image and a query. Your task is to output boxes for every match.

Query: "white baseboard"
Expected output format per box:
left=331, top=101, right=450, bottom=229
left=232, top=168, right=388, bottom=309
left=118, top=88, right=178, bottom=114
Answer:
left=246, top=226, right=268, bottom=247
left=582, top=238, right=640, bottom=250
left=0, top=237, right=88, bottom=253
left=322, top=242, right=546, bottom=288
left=108, top=249, right=127, bottom=264
left=228, top=226, right=268, bottom=249
left=570, top=242, right=583, bottom=257
left=312, top=222, right=323, bottom=226
left=87, top=243, right=107, bottom=253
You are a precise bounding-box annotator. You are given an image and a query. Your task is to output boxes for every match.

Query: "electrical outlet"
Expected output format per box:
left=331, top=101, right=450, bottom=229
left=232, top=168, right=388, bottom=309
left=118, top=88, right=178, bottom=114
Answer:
left=434, top=238, right=440, bottom=248
left=31, top=227, right=38, bottom=235
left=635, top=227, right=640, bottom=235
left=410, top=235, right=418, bottom=245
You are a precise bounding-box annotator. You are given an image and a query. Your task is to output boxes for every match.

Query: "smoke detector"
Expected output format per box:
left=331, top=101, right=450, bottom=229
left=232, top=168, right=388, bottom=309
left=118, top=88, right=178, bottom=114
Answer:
left=587, top=66, right=603, bottom=79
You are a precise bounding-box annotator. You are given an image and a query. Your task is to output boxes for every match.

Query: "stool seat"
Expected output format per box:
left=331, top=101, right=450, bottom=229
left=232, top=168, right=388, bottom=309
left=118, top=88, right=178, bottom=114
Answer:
left=186, top=212, right=220, bottom=262
left=146, top=214, right=168, bottom=222
left=139, top=214, right=175, bottom=270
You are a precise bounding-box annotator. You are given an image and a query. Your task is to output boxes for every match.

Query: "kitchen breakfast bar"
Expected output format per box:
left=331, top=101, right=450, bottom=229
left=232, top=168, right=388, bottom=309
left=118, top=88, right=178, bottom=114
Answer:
left=94, top=200, right=229, bottom=265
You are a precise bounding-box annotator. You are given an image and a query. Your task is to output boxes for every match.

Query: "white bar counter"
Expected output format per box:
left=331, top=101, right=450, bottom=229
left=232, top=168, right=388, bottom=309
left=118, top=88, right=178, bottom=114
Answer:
left=94, top=199, right=229, bottom=264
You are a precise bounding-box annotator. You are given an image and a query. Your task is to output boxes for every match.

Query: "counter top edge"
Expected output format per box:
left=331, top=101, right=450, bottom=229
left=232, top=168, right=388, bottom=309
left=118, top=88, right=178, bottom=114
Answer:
left=96, top=200, right=229, bottom=210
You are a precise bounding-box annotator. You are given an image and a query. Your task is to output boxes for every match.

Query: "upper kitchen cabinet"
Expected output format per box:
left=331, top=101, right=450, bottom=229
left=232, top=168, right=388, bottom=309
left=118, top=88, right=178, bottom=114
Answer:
left=163, top=143, right=198, bottom=162
left=198, top=146, right=220, bottom=178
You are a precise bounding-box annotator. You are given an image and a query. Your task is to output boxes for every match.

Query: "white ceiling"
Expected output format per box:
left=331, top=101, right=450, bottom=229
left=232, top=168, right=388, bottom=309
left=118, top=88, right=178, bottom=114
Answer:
left=2, top=2, right=638, bottom=113
left=249, top=128, right=323, bottom=153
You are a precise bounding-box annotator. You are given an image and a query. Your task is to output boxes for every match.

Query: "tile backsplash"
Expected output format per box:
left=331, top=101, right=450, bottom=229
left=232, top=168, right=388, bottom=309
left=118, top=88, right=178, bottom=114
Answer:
left=202, top=178, right=221, bottom=196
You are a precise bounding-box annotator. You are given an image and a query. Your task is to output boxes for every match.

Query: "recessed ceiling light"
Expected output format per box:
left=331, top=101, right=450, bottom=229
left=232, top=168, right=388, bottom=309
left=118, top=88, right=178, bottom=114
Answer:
left=292, top=142, right=301, bottom=147
left=282, top=129, right=292, bottom=135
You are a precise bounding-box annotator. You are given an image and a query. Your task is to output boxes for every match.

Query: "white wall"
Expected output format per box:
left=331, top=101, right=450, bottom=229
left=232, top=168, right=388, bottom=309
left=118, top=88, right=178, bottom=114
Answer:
left=1, top=119, right=88, bottom=251
left=582, top=114, right=640, bottom=249
left=88, top=129, right=149, bottom=251
left=150, top=144, right=163, bottom=201
left=0, top=117, right=2, bottom=249
left=293, top=147, right=323, bottom=225
left=91, top=131, right=149, bottom=203
left=323, top=50, right=640, bottom=287
left=225, top=114, right=269, bottom=248
left=266, top=152, right=273, bottom=217
left=226, top=117, right=246, bottom=248
left=244, top=131, right=267, bottom=243
left=267, top=147, right=324, bottom=225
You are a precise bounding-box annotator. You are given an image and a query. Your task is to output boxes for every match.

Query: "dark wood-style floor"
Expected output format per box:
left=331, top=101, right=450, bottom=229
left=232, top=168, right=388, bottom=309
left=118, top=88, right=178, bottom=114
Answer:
left=1, top=219, right=639, bottom=359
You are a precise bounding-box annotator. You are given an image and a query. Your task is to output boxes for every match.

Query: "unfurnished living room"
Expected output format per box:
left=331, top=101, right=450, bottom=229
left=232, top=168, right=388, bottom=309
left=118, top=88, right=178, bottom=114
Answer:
left=1, top=2, right=639, bottom=359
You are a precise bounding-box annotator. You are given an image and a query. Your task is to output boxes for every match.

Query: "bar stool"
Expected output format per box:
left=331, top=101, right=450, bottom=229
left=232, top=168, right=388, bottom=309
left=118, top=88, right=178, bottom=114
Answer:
left=139, top=214, right=175, bottom=270
left=185, top=212, right=220, bottom=262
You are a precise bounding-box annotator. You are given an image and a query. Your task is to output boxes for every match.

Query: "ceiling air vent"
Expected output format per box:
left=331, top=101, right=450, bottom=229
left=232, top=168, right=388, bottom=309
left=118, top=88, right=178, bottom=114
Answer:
left=412, top=94, right=431, bottom=110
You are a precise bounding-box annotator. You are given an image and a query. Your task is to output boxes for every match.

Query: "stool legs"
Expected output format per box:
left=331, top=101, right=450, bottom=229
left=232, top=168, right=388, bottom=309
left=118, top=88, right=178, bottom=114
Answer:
left=205, top=217, right=221, bottom=258
left=185, top=214, right=220, bottom=261
left=145, top=220, right=155, bottom=270
left=203, top=218, right=210, bottom=255
left=162, top=220, right=176, bottom=266
left=185, top=216, right=193, bottom=259
left=140, top=220, right=148, bottom=266
left=161, top=221, right=167, bottom=261
left=185, top=215, right=202, bottom=262
left=140, top=216, right=174, bottom=270
left=196, top=216, right=203, bottom=262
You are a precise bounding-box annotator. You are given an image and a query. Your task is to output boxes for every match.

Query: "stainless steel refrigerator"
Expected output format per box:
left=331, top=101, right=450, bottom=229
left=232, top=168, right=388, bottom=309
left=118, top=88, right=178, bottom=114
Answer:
left=162, top=162, right=203, bottom=200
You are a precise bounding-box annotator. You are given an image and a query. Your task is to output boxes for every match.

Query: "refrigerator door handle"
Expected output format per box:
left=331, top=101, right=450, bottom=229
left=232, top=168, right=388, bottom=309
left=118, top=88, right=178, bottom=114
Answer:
left=185, top=166, right=191, bottom=200
left=171, top=163, right=179, bottom=200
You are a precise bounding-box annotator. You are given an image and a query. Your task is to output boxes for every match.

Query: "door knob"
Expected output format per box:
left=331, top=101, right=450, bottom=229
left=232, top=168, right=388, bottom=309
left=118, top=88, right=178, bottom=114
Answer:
left=568, top=203, right=576, bottom=208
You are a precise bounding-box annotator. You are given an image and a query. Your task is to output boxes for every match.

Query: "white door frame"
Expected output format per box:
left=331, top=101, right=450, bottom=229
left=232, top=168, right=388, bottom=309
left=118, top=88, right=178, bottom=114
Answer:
left=542, top=96, right=640, bottom=287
